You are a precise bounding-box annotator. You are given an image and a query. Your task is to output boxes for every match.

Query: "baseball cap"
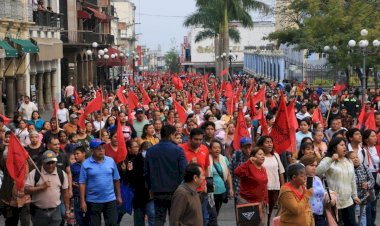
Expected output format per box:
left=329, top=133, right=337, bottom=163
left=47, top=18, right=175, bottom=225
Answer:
left=70, top=113, right=78, bottom=119
left=90, top=138, right=105, bottom=149
left=136, top=108, right=144, bottom=114
left=240, top=137, right=252, bottom=146
left=42, top=150, right=58, bottom=163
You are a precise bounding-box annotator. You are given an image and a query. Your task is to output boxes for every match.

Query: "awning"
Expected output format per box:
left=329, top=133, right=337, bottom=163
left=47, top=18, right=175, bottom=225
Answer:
left=86, top=7, right=107, bottom=21
left=0, top=41, right=18, bottom=58
left=97, top=47, right=127, bottom=67
left=77, top=10, right=91, bottom=19
left=10, top=38, right=39, bottom=53
left=31, top=38, right=63, bottom=61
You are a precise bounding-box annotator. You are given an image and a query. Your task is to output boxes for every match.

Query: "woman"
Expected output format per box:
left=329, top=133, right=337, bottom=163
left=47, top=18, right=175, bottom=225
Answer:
left=257, top=135, right=285, bottom=224
left=209, top=140, right=234, bottom=215
left=138, top=124, right=159, bottom=145
left=104, top=130, right=120, bottom=162
left=100, top=129, right=110, bottom=144
left=58, top=130, right=69, bottom=151
left=296, top=119, right=312, bottom=151
left=104, top=116, right=116, bottom=132
left=319, top=94, right=331, bottom=117
left=28, top=111, right=44, bottom=132
left=297, top=142, right=316, bottom=161
left=313, top=130, right=328, bottom=159
left=85, top=122, right=94, bottom=139
left=182, top=119, right=198, bottom=143
left=76, top=126, right=92, bottom=153
left=57, top=102, right=70, bottom=128
left=234, top=146, right=268, bottom=226
left=316, top=137, right=360, bottom=226
left=224, top=122, right=235, bottom=160
left=120, top=141, right=154, bottom=226
left=93, top=114, right=105, bottom=132
left=299, top=155, right=328, bottom=226
left=278, top=163, right=314, bottom=226
left=40, top=121, right=51, bottom=135
left=15, top=119, right=29, bottom=147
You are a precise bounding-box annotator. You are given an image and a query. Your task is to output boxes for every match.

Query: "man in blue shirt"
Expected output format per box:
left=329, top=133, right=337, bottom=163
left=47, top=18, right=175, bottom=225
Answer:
left=145, top=125, right=187, bottom=226
left=79, top=139, right=122, bottom=226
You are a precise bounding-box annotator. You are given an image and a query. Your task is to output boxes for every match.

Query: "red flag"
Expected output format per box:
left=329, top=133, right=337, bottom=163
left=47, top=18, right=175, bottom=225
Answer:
left=234, top=85, right=243, bottom=103
left=139, top=84, right=151, bottom=105
left=114, top=117, right=128, bottom=164
left=172, top=75, right=183, bottom=91
left=73, top=89, right=83, bottom=105
left=259, top=106, right=269, bottom=135
left=7, top=133, right=29, bottom=190
left=0, top=114, right=11, bottom=125
left=287, top=100, right=298, bottom=153
left=356, top=106, right=366, bottom=129
left=127, top=107, right=133, bottom=125
left=245, top=80, right=255, bottom=100
left=365, top=108, right=376, bottom=130
left=203, top=75, right=209, bottom=101
left=233, top=110, right=250, bottom=150
left=128, top=91, right=140, bottom=110
left=78, top=92, right=102, bottom=129
left=269, top=95, right=291, bottom=154
left=224, top=83, right=233, bottom=98
left=173, top=99, right=187, bottom=124
left=312, top=106, right=324, bottom=128
left=220, top=68, right=228, bottom=76
left=251, top=86, right=266, bottom=105
left=116, top=86, right=128, bottom=105
left=227, top=95, right=235, bottom=116
left=53, top=97, right=58, bottom=119
left=213, top=81, right=220, bottom=104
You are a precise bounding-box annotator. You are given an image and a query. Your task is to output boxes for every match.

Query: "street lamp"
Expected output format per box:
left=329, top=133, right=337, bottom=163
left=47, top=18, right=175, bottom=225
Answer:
left=220, top=49, right=238, bottom=80
left=323, top=45, right=338, bottom=83
left=348, top=29, right=380, bottom=103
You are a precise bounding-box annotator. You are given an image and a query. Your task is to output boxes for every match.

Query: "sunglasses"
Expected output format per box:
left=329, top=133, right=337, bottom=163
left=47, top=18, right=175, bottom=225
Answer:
left=45, top=161, right=56, bottom=165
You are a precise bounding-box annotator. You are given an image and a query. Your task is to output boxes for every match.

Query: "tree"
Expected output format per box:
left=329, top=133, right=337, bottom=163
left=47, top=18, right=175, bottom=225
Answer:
left=266, top=0, right=380, bottom=86
left=165, top=48, right=180, bottom=73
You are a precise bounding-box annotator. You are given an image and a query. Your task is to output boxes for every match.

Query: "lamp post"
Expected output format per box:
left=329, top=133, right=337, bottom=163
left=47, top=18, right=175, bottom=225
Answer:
left=323, top=45, right=338, bottom=82
left=348, top=29, right=380, bottom=103
left=220, top=49, right=238, bottom=81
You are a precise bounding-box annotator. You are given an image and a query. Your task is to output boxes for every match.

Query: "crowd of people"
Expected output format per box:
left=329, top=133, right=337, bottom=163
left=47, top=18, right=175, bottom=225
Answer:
left=0, top=72, right=380, bottom=226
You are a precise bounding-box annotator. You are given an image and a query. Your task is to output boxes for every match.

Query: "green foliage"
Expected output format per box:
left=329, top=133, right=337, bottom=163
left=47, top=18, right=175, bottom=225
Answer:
left=267, top=0, right=380, bottom=71
left=165, top=48, right=180, bottom=73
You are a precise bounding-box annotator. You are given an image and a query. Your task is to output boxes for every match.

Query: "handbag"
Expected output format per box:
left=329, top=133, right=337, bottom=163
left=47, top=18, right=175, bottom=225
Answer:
left=236, top=202, right=262, bottom=226
left=120, top=182, right=135, bottom=215
left=213, top=162, right=229, bottom=203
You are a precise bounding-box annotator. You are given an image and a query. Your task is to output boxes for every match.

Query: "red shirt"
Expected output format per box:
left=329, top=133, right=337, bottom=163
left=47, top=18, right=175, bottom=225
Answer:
left=234, top=160, right=268, bottom=204
left=179, top=143, right=210, bottom=191
left=104, top=143, right=118, bottom=162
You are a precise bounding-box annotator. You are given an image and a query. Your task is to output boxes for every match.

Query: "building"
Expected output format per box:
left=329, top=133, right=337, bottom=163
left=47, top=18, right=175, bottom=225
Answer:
left=0, top=0, right=62, bottom=115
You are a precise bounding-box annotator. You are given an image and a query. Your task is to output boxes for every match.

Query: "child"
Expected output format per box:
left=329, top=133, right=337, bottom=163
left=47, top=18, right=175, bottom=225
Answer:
left=65, top=133, right=79, bottom=154
left=347, top=151, right=375, bottom=226
left=71, top=146, right=86, bottom=226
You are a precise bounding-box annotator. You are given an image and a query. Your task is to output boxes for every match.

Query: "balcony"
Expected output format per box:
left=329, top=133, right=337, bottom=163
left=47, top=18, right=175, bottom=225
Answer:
left=61, top=31, right=114, bottom=45
left=32, top=10, right=62, bottom=28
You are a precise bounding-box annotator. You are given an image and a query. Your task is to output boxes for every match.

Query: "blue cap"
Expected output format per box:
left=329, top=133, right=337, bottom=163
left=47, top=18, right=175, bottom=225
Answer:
left=240, top=137, right=252, bottom=146
left=90, top=139, right=105, bottom=149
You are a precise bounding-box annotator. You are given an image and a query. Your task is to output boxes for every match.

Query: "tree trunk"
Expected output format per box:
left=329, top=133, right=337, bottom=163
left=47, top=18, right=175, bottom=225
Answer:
left=223, top=0, right=229, bottom=81
left=215, top=35, right=220, bottom=78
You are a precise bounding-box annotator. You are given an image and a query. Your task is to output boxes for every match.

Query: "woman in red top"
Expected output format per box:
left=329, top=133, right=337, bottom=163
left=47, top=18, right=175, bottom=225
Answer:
left=104, top=130, right=119, bottom=161
left=234, top=147, right=268, bottom=226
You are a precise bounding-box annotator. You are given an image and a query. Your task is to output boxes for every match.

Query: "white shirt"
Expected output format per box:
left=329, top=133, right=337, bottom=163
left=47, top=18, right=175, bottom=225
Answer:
left=263, top=153, right=285, bottom=190
left=18, top=102, right=38, bottom=120
left=15, top=128, right=29, bottom=147
left=65, top=85, right=74, bottom=97
left=57, top=108, right=69, bottom=124
left=296, top=111, right=311, bottom=120
left=93, top=120, right=104, bottom=132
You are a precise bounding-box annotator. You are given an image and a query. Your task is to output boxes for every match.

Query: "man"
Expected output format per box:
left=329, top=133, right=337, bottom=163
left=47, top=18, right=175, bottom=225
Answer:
left=63, top=114, right=79, bottom=136
left=64, top=82, right=74, bottom=104
left=342, top=90, right=360, bottom=118
left=144, top=125, right=187, bottom=226
left=42, top=118, right=61, bottom=146
left=201, top=121, right=215, bottom=148
left=327, top=102, right=340, bottom=127
left=169, top=163, right=204, bottom=226
left=133, top=108, right=149, bottom=137
left=153, top=119, right=163, bottom=140
left=79, top=139, right=122, bottom=226
left=179, top=128, right=212, bottom=226
left=340, top=107, right=354, bottom=129
left=296, top=103, right=311, bottom=121
left=25, top=151, right=70, bottom=226
left=18, top=96, right=38, bottom=120
left=325, top=118, right=343, bottom=141
left=229, top=137, right=253, bottom=203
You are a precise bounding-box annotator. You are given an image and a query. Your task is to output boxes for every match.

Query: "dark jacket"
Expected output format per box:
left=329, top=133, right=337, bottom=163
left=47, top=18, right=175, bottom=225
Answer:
left=144, top=140, right=187, bottom=193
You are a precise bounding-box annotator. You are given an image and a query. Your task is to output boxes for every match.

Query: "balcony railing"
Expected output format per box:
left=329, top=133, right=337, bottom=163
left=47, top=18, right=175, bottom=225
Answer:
left=61, top=30, right=114, bottom=45
left=33, top=10, right=62, bottom=28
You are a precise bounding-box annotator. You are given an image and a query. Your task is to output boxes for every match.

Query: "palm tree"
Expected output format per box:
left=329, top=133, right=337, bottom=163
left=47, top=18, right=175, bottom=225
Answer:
left=194, top=0, right=271, bottom=80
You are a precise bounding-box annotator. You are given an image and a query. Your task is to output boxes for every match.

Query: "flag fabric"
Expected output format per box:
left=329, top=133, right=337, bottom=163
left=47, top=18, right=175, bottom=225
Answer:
left=251, top=86, right=266, bottom=106
left=73, top=89, right=83, bottom=105
left=172, top=75, right=184, bottom=91
left=127, top=107, right=133, bottom=125
left=356, top=106, right=366, bottom=129
left=128, top=91, right=140, bottom=110
left=365, top=109, right=376, bottom=131
left=259, top=106, right=269, bottom=136
left=311, top=106, right=324, bottom=128
left=114, top=117, right=128, bottom=164
left=173, top=99, right=187, bottom=124
left=0, top=114, right=11, bottom=125
left=226, top=95, right=235, bottom=116
left=220, top=68, right=228, bottom=76
left=7, top=133, right=29, bottom=190
left=213, top=81, right=220, bottom=104
left=234, top=85, right=243, bottom=103
left=287, top=100, right=298, bottom=153
left=53, top=97, right=58, bottom=119
left=233, top=110, right=250, bottom=150
left=139, top=84, right=151, bottom=105
left=116, top=86, right=128, bottom=105
left=269, top=95, right=291, bottom=155
left=78, top=91, right=102, bottom=129
left=245, top=80, right=255, bottom=100
left=203, top=76, right=209, bottom=101
left=220, top=81, right=227, bottom=93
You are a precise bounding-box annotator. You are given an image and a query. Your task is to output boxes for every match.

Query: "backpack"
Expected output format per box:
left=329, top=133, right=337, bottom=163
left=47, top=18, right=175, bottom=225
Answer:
left=34, top=167, right=64, bottom=187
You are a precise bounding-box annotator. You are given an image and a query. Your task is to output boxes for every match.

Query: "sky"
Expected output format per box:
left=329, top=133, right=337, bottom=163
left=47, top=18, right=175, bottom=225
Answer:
left=131, top=0, right=196, bottom=53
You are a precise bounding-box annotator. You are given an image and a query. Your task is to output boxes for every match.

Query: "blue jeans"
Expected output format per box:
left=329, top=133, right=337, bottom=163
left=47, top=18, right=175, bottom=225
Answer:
left=201, top=194, right=209, bottom=226
left=355, top=205, right=366, bottom=226
left=73, top=197, right=86, bottom=226
left=153, top=192, right=173, bottom=226
left=133, top=200, right=155, bottom=226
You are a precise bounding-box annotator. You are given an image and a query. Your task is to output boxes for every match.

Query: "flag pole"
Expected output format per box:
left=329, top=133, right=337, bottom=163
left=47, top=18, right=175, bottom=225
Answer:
left=100, top=88, right=103, bottom=139
left=325, top=107, right=331, bottom=129
left=27, top=156, right=43, bottom=176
